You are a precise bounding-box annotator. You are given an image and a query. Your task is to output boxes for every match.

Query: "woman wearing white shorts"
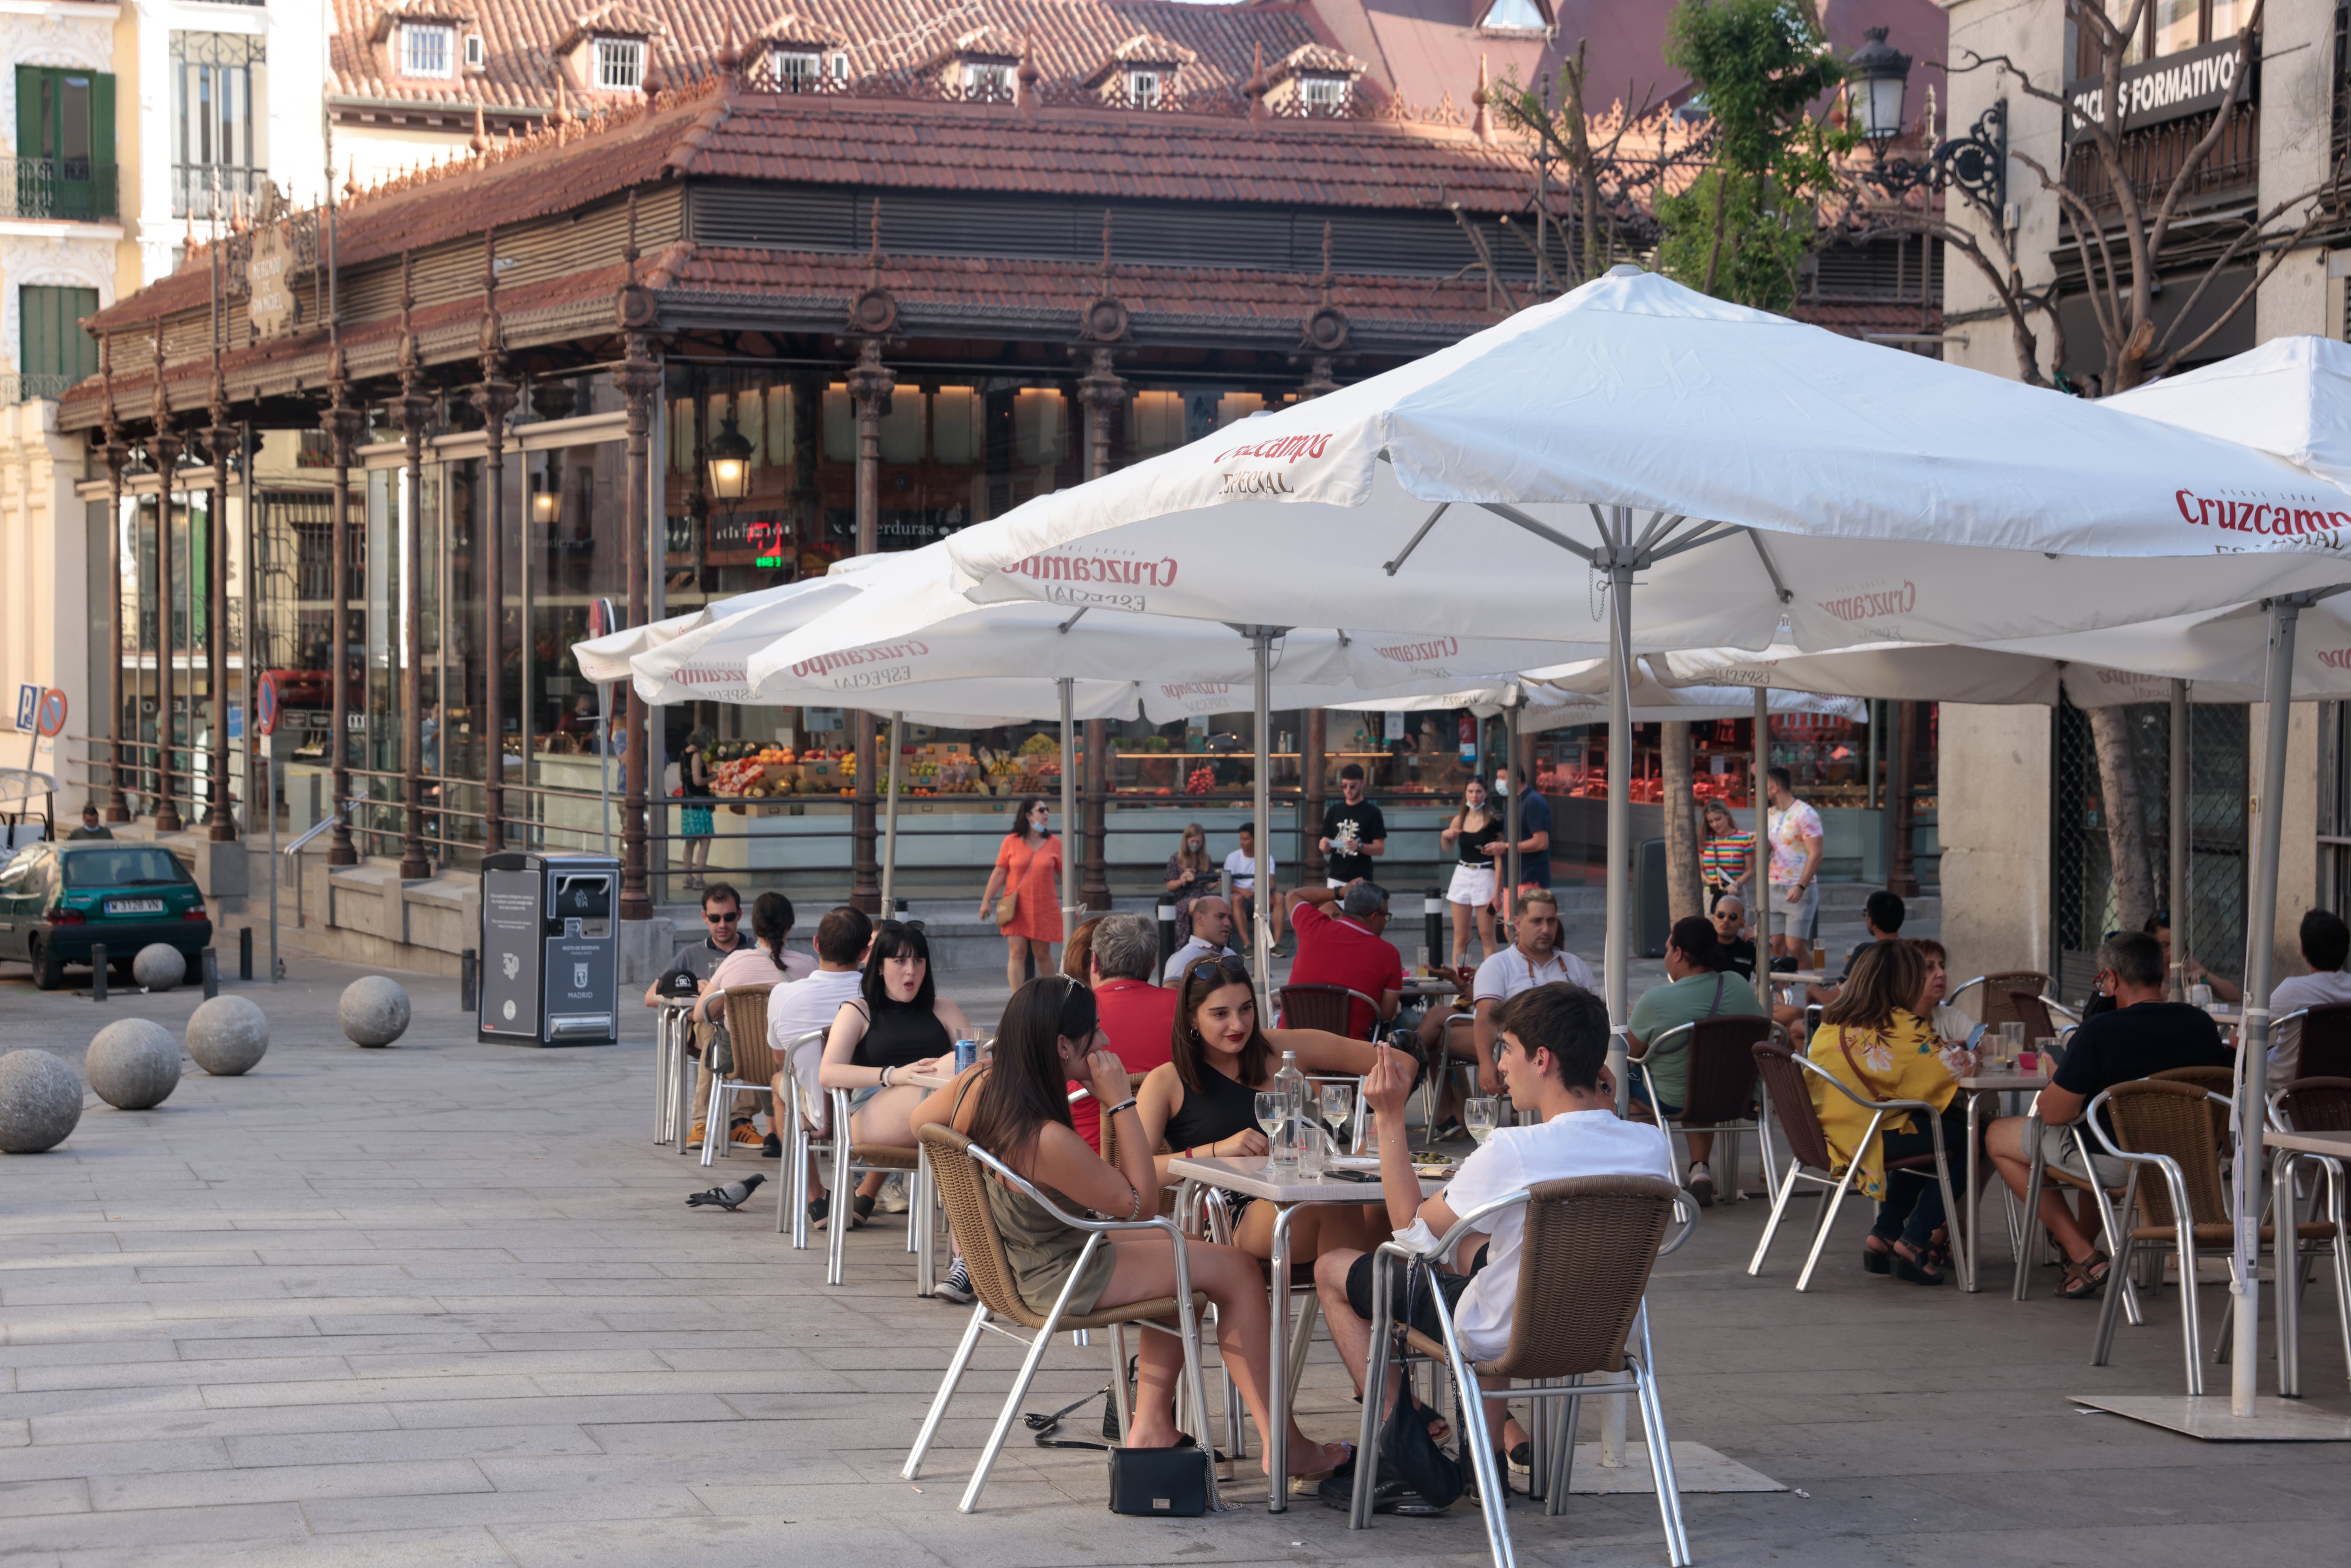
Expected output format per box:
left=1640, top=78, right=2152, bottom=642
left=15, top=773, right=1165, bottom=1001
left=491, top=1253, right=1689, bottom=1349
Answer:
left=1439, top=777, right=1504, bottom=969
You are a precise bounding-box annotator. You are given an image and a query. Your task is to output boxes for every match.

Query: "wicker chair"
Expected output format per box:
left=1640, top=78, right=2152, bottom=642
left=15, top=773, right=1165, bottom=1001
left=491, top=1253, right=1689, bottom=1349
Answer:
left=1349, top=1175, right=1693, bottom=1568
left=699, top=985, right=777, bottom=1169
left=2280, top=1004, right=2351, bottom=1080
left=901, top=1124, right=1218, bottom=1514
left=2276, top=1076, right=2351, bottom=1136
left=2005, top=991, right=2076, bottom=1051
left=1746, top=1041, right=1965, bottom=1291
left=2087, top=1079, right=2350, bottom=1396
left=1628, top=1014, right=1775, bottom=1204
left=1948, top=971, right=2050, bottom=1030
left=1279, top=981, right=1381, bottom=1040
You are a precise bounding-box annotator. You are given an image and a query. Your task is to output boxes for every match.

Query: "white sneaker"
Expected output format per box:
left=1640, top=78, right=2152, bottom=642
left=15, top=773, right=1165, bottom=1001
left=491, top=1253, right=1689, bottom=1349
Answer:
left=1686, top=1162, right=1716, bottom=1208
left=874, top=1174, right=911, bottom=1213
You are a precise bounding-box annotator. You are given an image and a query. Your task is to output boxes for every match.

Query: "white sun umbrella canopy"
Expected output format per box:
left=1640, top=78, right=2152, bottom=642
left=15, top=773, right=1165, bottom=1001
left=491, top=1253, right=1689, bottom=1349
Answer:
left=571, top=576, right=858, bottom=690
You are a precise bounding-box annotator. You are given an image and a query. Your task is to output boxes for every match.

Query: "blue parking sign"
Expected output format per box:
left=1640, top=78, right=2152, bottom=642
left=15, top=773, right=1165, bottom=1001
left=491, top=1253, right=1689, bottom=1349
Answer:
left=14, top=685, right=37, bottom=732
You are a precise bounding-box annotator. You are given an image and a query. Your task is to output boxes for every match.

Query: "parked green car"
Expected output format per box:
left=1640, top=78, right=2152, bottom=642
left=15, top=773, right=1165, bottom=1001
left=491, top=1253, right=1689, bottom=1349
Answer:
left=0, top=842, right=211, bottom=990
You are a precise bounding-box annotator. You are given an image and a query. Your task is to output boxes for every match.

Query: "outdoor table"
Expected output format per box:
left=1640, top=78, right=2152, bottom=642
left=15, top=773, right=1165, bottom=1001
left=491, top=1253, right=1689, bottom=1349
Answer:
left=1167, top=1153, right=1445, bottom=1512
left=2257, top=1127, right=2351, bottom=1395
left=1957, top=1070, right=2050, bottom=1294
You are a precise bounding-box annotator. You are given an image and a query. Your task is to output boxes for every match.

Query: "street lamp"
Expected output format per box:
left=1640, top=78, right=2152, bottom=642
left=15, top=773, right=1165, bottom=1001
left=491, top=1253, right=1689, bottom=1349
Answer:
left=706, top=415, right=753, bottom=501
left=1848, top=27, right=1911, bottom=145
left=529, top=473, right=559, bottom=526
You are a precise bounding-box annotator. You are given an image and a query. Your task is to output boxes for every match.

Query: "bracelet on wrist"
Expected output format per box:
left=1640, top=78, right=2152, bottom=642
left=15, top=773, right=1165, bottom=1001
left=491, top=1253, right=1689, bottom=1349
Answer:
left=1104, top=1097, right=1138, bottom=1119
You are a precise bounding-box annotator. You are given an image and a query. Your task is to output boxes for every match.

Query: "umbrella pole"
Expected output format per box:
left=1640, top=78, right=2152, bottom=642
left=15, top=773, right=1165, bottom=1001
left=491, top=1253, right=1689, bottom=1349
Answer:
left=1504, top=693, right=1523, bottom=914
left=2169, top=679, right=2188, bottom=1002
left=1252, top=631, right=1274, bottom=1009
left=880, top=710, right=904, bottom=916
left=1059, top=679, right=1076, bottom=947
left=1754, top=686, right=1772, bottom=1016
left=1603, top=541, right=1633, bottom=1098
left=2232, top=597, right=2302, bottom=1419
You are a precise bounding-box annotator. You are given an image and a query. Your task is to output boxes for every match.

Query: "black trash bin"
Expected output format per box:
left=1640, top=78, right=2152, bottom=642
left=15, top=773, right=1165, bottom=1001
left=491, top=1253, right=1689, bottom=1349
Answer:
left=479, top=851, right=620, bottom=1045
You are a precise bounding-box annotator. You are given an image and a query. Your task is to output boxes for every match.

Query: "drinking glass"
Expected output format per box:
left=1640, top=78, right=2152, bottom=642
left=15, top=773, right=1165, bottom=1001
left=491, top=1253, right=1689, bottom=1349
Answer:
left=1464, top=1096, right=1500, bottom=1145
left=2189, top=983, right=2214, bottom=1010
left=1998, top=1022, right=2024, bottom=1066
left=1254, top=1091, right=1289, bottom=1167
left=1297, top=1120, right=1327, bottom=1180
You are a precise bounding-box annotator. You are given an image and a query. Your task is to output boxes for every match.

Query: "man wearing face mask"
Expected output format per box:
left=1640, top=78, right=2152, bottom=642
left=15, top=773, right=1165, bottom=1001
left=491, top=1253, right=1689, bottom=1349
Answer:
left=1491, top=764, right=1552, bottom=896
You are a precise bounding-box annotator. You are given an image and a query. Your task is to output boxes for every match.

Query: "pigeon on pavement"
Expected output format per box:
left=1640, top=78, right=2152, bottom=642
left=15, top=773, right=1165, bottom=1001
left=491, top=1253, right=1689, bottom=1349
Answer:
left=687, top=1174, right=765, bottom=1211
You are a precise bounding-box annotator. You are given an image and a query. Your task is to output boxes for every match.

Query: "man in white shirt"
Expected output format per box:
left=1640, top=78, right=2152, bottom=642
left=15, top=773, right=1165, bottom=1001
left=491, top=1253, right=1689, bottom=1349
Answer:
left=1455, top=889, right=1596, bottom=1091
left=1223, top=823, right=1283, bottom=953
left=1163, top=896, right=1247, bottom=984
left=1313, top=982, right=1673, bottom=1500
left=2268, top=909, right=2351, bottom=1080
left=766, top=907, right=874, bottom=1173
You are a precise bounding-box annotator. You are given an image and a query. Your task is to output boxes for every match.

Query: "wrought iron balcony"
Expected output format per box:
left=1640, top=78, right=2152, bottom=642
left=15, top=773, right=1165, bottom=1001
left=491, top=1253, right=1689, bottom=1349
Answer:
left=3, top=157, right=119, bottom=221
left=173, top=163, right=265, bottom=221
left=0, top=373, right=79, bottom=405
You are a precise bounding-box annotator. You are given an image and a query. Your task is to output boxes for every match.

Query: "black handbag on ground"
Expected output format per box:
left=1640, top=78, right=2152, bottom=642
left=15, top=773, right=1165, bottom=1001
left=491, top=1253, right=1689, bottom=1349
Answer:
left=1106, top=1443, right=1212, bottom=1516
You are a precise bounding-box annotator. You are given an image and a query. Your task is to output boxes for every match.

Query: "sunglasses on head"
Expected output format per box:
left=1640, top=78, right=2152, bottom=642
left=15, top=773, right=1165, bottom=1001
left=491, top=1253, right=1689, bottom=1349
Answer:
left=1185, top=955, right=1252, bottom=985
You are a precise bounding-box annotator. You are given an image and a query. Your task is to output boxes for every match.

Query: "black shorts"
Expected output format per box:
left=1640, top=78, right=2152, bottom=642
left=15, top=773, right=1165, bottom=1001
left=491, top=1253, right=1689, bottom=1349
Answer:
left=1344, top=1244, right=1489, bottom=1341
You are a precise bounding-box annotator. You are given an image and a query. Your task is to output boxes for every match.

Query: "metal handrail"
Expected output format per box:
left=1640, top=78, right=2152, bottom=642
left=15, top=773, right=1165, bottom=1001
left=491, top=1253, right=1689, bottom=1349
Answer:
left=284, top=802, right=347, bottom=930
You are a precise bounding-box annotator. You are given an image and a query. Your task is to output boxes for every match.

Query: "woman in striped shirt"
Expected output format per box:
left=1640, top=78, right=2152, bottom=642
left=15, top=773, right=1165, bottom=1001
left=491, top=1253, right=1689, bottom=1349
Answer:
left=1700, top=799, right=1757, bottom=913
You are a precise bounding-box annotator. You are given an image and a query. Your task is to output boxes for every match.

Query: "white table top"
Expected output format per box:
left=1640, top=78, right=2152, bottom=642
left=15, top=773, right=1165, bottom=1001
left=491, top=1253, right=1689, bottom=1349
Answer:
left=1959, top=1073, right=2052, bottom=1092
left=2264, top=1127, right=2351, bottom=1158
left=1776, top=970, right=1830, bottom=988
left=1168, top=1154, right=1447, bottom=1204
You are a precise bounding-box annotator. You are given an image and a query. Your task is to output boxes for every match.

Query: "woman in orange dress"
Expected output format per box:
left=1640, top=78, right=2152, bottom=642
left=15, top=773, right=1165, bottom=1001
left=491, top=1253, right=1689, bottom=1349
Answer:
left=979, top=795, right=1063, bottom=991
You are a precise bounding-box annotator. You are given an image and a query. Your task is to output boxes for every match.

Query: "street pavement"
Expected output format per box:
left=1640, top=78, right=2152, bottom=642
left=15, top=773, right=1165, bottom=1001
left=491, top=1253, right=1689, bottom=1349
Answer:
left=0, top=947, right=2345, bottom=1567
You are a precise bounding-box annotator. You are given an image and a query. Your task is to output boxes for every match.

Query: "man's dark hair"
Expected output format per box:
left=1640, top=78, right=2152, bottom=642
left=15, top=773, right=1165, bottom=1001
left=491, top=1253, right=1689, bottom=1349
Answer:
left=1494, top=982, right=1609, bottom=1090
left=1865, top=890, right=1906, bottom=935
left=701, top=882, right=741, bottom=911
left=1237, top=822, right=1254, bottom=836
left=2143, top=910, right=2171, bottom=935
left=2096, top=930, right=2166, bottom=992
left=2302, top=908, right=2351, bottom=973
left=1667, top=915, right=1719, bottom=969
left=1338, top=762, right=1366, bottom=782
left=1766, top=765, right=1792, bottom=793
left=814, top=905, right=873, bottom=966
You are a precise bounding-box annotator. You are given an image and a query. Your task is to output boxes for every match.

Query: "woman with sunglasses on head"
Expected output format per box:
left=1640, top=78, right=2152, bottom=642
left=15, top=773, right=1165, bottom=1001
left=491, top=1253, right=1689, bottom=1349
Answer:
left=816, top=922, right=972, bottom=1229
left=1136, top=955, right=1417, bottom=1267
left=912, top=976, right=1353, bottom=1481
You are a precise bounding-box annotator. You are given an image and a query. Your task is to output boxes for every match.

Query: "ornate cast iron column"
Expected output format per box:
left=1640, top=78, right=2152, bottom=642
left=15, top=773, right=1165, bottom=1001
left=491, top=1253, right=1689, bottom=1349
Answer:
left=149, top=323, right=183, bottom=835
left=204, top=370, right=239, bottom=841
left=395, top=253, right=433, bottom=881
left=97, top=337, right=129, bottom=821
left=1073, top=228, right=1128, bottom=914
left=845, top=336, right=893, bottom=913
left=323, top=352, right=364, bottom=865
left=615, top=196, right=662, bottom=921
left=475, top=230, right=518, bottom=856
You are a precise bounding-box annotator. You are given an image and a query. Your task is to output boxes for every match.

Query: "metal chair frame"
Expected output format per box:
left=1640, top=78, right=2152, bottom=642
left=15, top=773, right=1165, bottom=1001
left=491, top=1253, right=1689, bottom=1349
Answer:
left=2012, top=1111, right=2142, bottom=1323
left=699, top=985, right=776, bottom=1169
left=901, top=1133, right=1220, bottom=1515
left=1946, top=972, right=2051, bottom=1029
left=1627, top=1014, right=1778, bottom=1205
left=654, top=998, right=695, bottom=1152
left=1348, top=1184, right=1696, bottom=1568
left=1746, top=1047, right=1965, bottom=1292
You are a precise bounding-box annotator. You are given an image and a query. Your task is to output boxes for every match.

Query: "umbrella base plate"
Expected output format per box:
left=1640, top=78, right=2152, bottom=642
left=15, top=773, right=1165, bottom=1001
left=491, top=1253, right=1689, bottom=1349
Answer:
left=2070, top=1394, right=2351, bottom=1441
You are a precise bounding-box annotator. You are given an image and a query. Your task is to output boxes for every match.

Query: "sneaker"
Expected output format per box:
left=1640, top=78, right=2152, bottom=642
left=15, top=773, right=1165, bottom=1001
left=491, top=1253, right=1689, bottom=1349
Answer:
left=874, top=1174, right=911, bottom=1214
left=936, top=1257, right=974, bottom=1304
left=729, top=1119, right=763, bottom=1148
left=689, top=1122, right=710, bottom=1147
left=1687, top=1162, right=1716, bottom=1208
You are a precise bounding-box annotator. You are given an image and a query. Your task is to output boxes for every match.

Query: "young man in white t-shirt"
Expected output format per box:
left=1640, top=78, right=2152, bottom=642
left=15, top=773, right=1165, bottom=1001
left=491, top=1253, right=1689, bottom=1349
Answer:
left=1312, top=982, right=1673, bottom=1501
left=2268, top=908, right=2351, bottom=1080
left=765, top=907, right=873, bottom=1221
left=1223, top=822, right=1284, bottom=953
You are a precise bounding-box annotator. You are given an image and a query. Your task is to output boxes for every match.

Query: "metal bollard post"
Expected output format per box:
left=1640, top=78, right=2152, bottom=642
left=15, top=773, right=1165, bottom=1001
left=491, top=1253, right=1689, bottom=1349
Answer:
left=460, top=947, right=478, bottom=1013
left=91, top=943, right=107, bottom=1003
left=1424, top=888, right=1445, bottom=971
left=238, top=926, right=253, bottom=981
left=200, top=948, right=219, bottom=1000
left=1157, top=903, right=1178, bottom=974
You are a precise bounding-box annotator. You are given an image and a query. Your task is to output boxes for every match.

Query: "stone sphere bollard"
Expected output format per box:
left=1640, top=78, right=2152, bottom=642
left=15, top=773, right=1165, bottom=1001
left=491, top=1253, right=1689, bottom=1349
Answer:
left=0, top=1049, right=82, bottom=1153
left=86, top=1018, right=182, bottom=1110
left=132, top=942, right=185, bottom=992
left=186, top=995, right=269, bottom=1076
left=339, top=976, right=411, bottom=1048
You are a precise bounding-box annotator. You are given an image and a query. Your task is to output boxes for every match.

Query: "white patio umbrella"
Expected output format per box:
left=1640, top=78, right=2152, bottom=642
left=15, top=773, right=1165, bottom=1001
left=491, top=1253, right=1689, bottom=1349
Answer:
left=905, top=269, right=2351, bottom=1128
left=727, top=541, right=1580, bottom=982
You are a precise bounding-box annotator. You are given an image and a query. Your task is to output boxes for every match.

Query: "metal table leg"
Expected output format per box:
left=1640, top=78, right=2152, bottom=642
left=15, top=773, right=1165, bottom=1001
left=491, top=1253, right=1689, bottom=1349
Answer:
left=915, top=1143, right=938, bottom=1297
left=1267, top=1201, right=1301, bottom=1513
left=673, top=1020, right=695, bottom=1157
left=1964, top=1090, right=1984, bottom=1292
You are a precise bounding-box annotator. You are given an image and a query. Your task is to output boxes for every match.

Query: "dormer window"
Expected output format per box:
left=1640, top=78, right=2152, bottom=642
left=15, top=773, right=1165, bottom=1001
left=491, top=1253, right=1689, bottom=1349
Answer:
left=1127, top=69, right=1162, bottom=108
left=402, top=24, right=455, bottom=78
left=1478, top=0, right=1551, bottom=33
left=1299, top=76, right=1348, bottom=114
left=964, top=60, right=1013, bottom=98
left=595, top=37, right=644, bottom=90
left=1265, top=44, right=1365, bottom=118
left=774, top=49, right=821, bottom=88
left=464, top=32, right=485, bottom=69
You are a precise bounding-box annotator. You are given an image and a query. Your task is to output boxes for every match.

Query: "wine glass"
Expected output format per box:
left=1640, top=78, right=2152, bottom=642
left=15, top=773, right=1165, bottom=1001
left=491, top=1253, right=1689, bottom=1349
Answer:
left=1321, top=1082, right=1357, bottom=1150
left=1464, top=1096, right=1500, bottom=1145
left=1254, top=1091, right=1288, bottom=1164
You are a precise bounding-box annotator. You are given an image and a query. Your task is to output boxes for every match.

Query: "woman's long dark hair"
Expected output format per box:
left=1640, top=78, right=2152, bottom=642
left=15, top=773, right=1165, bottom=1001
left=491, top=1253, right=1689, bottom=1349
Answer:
left=862, top=920, right=937, bottom=1015
left=751, top=891, right=795, bottom=970
left=967, top=975, right=1097, bottom=1163
left=1006, top=795, right=1052, bottom=842
left=1169, top=953, right=1274, bottom=1094
left=1822, top=940, right=1926, bottom=1033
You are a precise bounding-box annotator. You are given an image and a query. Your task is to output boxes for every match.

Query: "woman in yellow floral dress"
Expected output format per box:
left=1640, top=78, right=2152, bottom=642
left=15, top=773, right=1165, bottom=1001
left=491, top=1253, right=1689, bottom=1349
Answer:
left=1806, top=940, right=1978, bottom=1285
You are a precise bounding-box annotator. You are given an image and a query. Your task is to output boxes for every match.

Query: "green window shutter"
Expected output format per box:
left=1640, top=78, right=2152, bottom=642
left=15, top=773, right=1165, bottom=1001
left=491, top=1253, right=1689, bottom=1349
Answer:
left=15, top=66, right=45, bottom=159
left=19, top=285, right=101, bottom=385
left=89, top=72, right=115, bottom=171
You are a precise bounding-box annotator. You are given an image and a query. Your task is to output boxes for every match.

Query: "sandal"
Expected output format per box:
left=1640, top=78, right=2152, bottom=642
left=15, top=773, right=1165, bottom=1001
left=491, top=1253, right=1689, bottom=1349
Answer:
left=1862, top=1236, right=1893, bottom=1276
left=2058, top=1249, right=2111, bottom=1300
left=1889, top=1239, right=1946, bottom=1286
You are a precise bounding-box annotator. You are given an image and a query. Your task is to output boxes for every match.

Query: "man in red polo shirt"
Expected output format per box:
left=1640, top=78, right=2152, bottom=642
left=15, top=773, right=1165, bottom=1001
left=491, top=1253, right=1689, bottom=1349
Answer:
left=1070, top=914, right=1180, bottom=1152
left=1284, top=880, right=1404, bottom=1038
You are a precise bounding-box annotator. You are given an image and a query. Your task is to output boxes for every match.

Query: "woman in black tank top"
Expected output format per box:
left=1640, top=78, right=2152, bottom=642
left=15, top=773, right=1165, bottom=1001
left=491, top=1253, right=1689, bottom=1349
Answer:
left=817, top=923, right=972, bottom=1228
left=1136, top=953, right=1413, bottom=1267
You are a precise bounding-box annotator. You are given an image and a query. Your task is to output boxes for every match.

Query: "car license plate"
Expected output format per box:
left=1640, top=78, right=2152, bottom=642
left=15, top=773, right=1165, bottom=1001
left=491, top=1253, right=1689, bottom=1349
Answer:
left=104, top=898, right=165, bottom=916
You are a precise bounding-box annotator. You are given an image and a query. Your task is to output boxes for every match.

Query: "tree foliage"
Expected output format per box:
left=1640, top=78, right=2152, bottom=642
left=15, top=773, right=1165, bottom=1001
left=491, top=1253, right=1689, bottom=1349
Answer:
left=1656, top=0, right=1852, bottom=309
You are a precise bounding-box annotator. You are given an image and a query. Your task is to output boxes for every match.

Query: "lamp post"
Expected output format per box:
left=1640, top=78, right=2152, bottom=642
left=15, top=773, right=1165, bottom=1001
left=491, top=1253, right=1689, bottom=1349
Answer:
left=706, top=415, right=753, bottom=502
left=1848, top=27, right=1911, bottom=147
left=1845, top=28, right=2007, bottom=217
